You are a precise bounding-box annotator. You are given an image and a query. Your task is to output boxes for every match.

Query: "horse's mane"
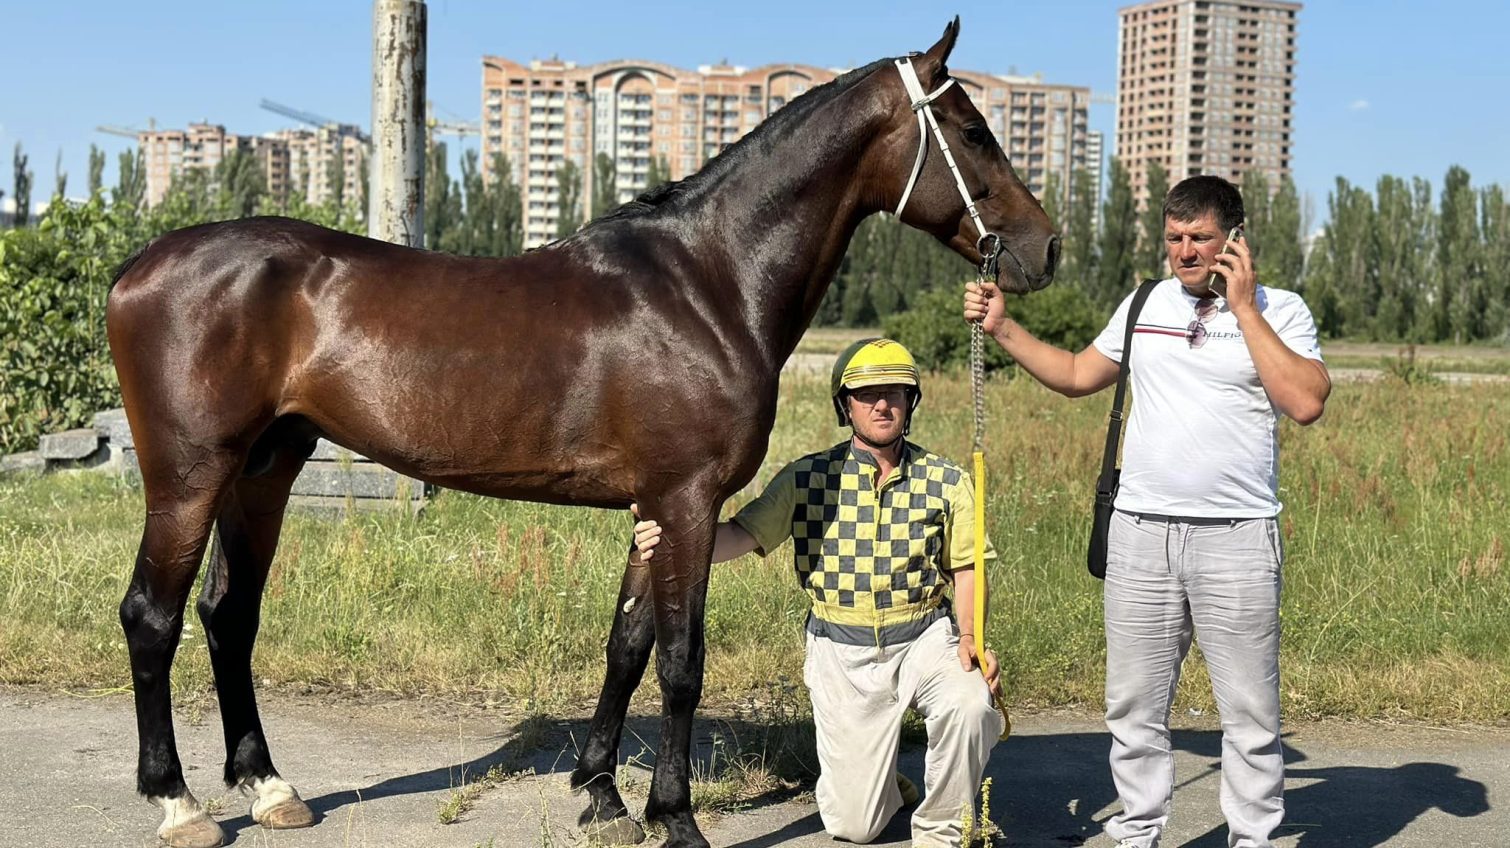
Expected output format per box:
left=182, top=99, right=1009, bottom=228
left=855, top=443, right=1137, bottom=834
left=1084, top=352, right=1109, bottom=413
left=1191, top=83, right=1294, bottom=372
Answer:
left=580, top=57, right=895, bottom=231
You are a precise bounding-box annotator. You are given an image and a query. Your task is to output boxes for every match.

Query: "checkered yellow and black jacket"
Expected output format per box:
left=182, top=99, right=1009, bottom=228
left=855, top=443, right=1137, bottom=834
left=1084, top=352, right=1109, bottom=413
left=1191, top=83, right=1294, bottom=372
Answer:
left=733, top=440, right=995, bottom=647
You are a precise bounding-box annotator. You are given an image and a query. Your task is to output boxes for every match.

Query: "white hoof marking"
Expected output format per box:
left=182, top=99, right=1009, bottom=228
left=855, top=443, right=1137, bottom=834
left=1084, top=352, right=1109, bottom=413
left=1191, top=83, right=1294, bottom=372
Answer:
left=248, top=775, right=302, bottom=821
left=154, top=791, right=203, bottom=828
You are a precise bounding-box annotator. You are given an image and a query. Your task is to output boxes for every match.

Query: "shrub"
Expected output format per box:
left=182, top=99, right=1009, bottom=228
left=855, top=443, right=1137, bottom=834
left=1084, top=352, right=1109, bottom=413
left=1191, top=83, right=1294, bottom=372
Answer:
left=883, top=283, right=1107, bottom=372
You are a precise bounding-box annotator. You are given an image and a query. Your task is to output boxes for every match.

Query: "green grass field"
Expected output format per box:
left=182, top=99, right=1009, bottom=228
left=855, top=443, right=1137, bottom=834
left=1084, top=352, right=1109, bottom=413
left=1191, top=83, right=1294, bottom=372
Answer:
left=1, top=369, right=1506, bottom=724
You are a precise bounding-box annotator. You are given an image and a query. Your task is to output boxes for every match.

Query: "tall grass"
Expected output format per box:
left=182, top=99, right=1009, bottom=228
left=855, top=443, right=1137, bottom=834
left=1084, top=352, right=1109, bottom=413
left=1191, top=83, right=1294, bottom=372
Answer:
left=1, top=371, right=1505, bottom=722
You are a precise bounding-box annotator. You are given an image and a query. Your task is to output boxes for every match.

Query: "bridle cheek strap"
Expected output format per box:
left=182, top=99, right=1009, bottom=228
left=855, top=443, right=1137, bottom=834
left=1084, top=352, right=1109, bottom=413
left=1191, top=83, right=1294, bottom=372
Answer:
left=893, top=58, right=988, bottom=243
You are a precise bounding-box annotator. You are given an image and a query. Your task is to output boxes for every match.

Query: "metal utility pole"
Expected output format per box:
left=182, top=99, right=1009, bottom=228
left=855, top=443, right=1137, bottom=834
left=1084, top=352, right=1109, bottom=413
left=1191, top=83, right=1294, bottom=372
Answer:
left=369, top=0, right=426, bottom=247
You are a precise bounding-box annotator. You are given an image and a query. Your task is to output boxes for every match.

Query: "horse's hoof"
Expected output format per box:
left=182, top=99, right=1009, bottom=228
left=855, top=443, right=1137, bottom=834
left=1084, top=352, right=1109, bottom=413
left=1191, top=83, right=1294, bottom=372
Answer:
left=249, top=776, right=316, bottom=829
left=253, top=798, right=316, bottom=829
left=583, top=814, right=647, bottom=845
left=158, top=814, right=224, bottom=848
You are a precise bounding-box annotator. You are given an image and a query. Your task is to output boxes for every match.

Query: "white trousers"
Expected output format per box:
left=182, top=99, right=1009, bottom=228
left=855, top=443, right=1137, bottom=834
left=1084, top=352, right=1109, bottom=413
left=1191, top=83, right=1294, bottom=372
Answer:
left=804, top=616, right=1002, bottom=847
left=1103, top=510, right=1285, bottom=848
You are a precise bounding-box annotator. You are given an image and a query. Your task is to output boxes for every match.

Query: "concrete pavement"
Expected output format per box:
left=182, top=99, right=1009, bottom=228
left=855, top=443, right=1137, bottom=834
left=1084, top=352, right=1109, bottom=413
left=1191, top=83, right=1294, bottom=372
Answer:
left=1, top=688, right=1504, bottom=847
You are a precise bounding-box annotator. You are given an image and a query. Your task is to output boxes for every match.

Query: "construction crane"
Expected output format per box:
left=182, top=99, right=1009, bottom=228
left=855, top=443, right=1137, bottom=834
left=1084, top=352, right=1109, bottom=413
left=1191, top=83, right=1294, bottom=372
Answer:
left=96, top=119, right=157, bottom=139
left=426, top=100, right=479, bottom=142
left=260, top=99, right=340, bottom=129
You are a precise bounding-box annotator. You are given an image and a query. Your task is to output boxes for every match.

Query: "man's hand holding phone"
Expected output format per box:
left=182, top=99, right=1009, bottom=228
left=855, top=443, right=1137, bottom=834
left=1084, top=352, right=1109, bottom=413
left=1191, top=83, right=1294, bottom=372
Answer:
left=1209, top=225, right=1257, bottom=314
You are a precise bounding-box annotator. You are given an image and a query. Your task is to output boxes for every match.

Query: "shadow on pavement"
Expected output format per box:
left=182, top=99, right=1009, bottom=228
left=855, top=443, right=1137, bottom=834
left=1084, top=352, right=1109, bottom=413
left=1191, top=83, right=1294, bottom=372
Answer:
left=1179, top=760, right=1490, bottom=848
left=251, top=712, right=818, bottom=844
left=249, top=715, right=1490, bottom=848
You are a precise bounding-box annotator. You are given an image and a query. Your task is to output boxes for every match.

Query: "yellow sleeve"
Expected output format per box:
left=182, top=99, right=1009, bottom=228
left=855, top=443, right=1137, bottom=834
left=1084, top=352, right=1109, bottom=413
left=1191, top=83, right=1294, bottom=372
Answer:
left=731, top=462, right=798, bottom=557
left=945, top=470, right=997, bottom=572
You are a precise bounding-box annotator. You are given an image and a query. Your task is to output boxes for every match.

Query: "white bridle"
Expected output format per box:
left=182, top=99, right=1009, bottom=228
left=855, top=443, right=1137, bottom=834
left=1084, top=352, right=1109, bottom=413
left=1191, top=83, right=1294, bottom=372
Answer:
left=892, top=57, right=992, bottom=248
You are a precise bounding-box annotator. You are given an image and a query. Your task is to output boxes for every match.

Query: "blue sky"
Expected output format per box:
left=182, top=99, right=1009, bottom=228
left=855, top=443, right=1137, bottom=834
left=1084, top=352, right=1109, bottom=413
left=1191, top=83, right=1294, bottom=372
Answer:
left=4, top=0, right=1507, bottom=226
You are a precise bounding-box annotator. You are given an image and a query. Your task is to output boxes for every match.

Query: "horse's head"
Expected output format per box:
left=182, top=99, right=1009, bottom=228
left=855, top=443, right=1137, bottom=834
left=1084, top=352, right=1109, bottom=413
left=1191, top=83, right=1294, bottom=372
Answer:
left=869, top=18, right=1060, bottom=293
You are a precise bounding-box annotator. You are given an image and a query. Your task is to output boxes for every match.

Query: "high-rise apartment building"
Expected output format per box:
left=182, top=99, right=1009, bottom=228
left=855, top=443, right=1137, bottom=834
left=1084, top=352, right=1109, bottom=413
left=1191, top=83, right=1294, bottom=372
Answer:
left=1084, top=129, right=1106, bottom=228
left=138, top=122, right=367, bottom=209
left=1116, top=0, right=1299, bottom=207
left=140, top=123, right=241, bottom=207
left=481, top=56, right=1091, bottom=248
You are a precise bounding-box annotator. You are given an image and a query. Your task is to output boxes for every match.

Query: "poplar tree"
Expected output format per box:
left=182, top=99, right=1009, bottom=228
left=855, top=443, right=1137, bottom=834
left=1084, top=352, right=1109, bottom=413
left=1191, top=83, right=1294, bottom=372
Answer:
left=1061, top=167, right=1098, bottom=291
left=1137, top=160, right=1169, bottom=280
left=555, top=159, right=583, bottom=238
left=1095, top=157, right=1138, bottom=306
left=1264, top=175, right=1305, bottom=292
left=12, top=144, right=32, bottom=228
left=592, top=152, right=617, bottom=218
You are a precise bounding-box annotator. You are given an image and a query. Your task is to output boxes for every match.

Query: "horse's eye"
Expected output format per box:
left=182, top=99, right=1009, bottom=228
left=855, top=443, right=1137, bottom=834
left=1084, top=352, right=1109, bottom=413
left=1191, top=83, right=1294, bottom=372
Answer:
left=963, top=125, right=991, bottom=146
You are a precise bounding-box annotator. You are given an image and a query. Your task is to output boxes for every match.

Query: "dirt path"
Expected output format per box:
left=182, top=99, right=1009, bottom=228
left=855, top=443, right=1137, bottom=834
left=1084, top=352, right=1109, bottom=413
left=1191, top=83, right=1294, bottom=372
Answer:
left=3, top=687, right=1504, bottom=847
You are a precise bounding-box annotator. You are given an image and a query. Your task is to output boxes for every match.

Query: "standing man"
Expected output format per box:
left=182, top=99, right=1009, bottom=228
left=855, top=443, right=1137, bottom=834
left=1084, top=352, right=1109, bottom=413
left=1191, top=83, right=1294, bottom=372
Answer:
left=964, top=176, right=1329, bottom=848
left=633, top=338, right=1003, bottom=848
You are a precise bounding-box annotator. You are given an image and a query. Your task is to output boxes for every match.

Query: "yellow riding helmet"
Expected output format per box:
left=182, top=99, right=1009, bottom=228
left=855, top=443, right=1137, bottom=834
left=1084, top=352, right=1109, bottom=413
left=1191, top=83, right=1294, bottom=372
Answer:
left=830, top=338, right=922, bottom=427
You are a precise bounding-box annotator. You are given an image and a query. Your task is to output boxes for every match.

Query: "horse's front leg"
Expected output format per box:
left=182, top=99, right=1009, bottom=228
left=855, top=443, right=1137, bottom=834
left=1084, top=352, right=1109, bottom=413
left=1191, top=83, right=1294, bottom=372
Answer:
left=637, top=488, right=719, bottom=848
left=570, top=544, right=655, bottom=845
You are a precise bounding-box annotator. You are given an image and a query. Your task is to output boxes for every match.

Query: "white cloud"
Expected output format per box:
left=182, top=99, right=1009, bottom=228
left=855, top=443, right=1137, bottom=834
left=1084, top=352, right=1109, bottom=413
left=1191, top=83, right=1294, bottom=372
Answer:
left=1348, top=99, right=1370, bottom=111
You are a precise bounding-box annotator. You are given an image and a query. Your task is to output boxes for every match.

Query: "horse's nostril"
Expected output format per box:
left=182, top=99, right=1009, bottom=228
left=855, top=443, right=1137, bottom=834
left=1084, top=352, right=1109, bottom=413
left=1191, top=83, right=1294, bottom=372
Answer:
left=1045, top=236, right=1062, bottom=278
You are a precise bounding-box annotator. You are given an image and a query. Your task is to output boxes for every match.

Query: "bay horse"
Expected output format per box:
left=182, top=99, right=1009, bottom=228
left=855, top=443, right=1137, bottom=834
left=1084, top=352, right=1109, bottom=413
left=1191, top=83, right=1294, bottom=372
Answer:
left=107, top=19, right=1056, bottom=848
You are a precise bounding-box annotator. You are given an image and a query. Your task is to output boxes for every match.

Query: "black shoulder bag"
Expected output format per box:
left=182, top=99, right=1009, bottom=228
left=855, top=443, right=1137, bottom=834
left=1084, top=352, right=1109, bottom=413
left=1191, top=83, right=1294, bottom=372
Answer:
left=1088, top=279, right=1160, bottom=579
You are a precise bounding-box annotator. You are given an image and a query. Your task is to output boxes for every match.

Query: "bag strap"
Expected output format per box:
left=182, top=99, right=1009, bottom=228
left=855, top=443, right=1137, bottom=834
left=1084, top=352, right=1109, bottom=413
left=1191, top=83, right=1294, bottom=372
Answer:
left=1095, top=279, right=1161, bottom=497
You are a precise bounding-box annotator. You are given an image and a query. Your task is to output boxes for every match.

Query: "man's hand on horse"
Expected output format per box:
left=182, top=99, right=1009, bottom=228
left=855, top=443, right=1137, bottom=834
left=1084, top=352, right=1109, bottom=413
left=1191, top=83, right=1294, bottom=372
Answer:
left=629, top=503, right=663, bottom=561
left=958, top=636, right=1003, bottom=700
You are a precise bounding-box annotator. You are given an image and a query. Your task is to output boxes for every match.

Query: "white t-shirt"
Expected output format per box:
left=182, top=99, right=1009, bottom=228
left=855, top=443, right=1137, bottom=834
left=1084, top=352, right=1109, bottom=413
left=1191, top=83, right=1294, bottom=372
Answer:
left=1092, top=279, right=1324, bottom=518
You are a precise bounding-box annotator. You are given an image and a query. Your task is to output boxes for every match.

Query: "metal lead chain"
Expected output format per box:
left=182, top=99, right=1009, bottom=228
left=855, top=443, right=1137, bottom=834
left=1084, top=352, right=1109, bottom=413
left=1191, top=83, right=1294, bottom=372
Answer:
left=971, top=234, right=1001, bottom=455
left=971, top=312, right=986, bottom=455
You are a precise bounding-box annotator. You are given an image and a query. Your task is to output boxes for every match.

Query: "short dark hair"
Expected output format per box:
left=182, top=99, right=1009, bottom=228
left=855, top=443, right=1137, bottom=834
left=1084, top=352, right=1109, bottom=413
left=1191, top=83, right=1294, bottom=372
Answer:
left=1162, top=175, right=1244, bottom=232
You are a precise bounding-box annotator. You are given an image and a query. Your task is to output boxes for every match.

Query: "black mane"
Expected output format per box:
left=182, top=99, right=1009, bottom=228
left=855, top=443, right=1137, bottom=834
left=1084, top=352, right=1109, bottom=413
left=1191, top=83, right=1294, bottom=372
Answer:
left=582, top=58, right=894, bottom=230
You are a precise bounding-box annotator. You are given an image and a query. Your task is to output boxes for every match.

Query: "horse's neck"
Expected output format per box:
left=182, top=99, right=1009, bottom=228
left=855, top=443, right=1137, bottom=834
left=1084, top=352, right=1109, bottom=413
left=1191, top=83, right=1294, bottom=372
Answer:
left=701, top=99, right=883, bottom=370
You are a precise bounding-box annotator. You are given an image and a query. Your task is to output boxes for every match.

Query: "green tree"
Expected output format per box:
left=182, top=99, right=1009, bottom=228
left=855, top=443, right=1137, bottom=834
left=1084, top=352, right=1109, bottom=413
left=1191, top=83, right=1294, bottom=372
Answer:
left=53, top=151, right=67, bottom=200
left=1480, top=184, right=1510, bottom=340
left=1040, top=171, right=1063, bottom=234
left=424, top=141, right=463, bottom=250
left=456, top=148, right=487, bottom=255
left=1264, top=175, right=1305, bottom=292
left=555, top=158, right=583, bottom=238
left=1060, top=167, right=1098, bottom=292
left=884, top=284, right=1105, bottom=373
left=214, top=148, right=265, bottom=219
left=13, top=143, right=33, bottom=228
left=88, top=146, right=107, bottom=196
left=112, top=149, right=146, bottom=213
left=488, top=154, right=523, bottom=257
left=1438, top=166, right=1483, bottom=342
left=644, top=155, right=671, bottom=192
left=1240, top=169, right=1270, bottom=267
left=1137, top=160, right=1169, bottom=280
left=1095, top=157, right=1138, bottom=306
left=1371, top=175, right=1433, bottom=340
left=592, top=152, right=617, bottom=218
left=1302, top=177, right=1373, bottom=338
left=327, top=145, right=346, bottom=212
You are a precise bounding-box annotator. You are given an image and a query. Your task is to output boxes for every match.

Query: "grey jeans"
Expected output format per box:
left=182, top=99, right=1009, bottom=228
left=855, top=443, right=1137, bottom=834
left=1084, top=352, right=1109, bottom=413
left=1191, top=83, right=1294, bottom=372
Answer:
left=1102, top=509, right=1285, bottom=848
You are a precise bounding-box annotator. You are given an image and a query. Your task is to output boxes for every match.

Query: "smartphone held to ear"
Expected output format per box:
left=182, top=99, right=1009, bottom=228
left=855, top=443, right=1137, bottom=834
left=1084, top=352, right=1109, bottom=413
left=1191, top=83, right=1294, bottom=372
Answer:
left=1208, top=226, right=1243, bottom=298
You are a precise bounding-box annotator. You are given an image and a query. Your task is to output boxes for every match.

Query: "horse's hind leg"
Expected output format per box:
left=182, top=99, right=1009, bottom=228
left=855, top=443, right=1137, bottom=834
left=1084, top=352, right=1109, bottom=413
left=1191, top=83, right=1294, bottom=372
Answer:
left=120, top=445, right=243, bottom=848
left=571, top=548, right=655, bottom=845
left=196, top=427, right=316, bottom=831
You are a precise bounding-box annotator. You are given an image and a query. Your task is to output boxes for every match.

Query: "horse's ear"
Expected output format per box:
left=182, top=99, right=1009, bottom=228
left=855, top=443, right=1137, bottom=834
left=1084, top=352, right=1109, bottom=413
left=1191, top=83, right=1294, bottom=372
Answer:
left=915, top=16, right=961, bottom=87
